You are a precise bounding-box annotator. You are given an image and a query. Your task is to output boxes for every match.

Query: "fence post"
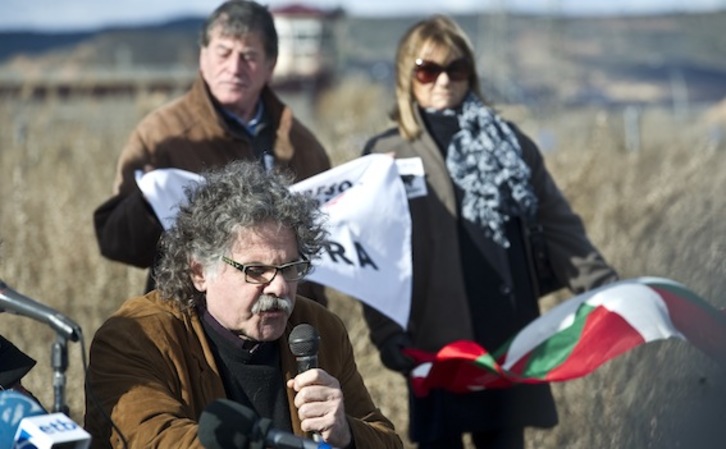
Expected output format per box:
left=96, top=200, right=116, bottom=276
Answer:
left=624, top=105, right=641, bottom=153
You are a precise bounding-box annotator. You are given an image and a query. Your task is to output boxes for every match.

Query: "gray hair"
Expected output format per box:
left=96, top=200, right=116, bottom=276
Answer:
left=198, top=0, right=279, bottom=61
left=155, top=161, right=326, bottom=309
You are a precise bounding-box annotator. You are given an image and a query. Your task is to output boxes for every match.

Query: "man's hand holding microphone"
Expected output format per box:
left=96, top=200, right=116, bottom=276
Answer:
left=287, top=324, right=352, bottom=449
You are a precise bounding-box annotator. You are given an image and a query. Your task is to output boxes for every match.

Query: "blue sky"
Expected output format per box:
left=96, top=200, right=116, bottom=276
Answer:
left=2, top=0, right=725, bottom=31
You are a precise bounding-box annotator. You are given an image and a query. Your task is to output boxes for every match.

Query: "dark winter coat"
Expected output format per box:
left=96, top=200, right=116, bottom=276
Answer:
left=363, top=109, right=618, bottom=440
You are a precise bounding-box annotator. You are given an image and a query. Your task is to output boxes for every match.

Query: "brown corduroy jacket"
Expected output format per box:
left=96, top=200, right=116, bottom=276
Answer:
left=84, top=292, right=402, bottom=449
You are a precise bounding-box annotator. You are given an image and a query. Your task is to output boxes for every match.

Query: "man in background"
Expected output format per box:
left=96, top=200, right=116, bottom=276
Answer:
left=93, top=0, right=330, bottom=304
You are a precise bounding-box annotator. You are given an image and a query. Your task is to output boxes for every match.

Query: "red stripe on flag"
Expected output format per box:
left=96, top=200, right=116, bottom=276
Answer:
left=543, top=305, right=646, bottom=381
left=423, top=341, right=492, bottom=393
left=406, top=341, right=516, bottom=395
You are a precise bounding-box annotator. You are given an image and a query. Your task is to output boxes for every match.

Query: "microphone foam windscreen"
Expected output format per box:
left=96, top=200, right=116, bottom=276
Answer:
left=288, top=324, right=320, bottom=357
left=0, top=390, right=45, bottom=448
left=198, top=399, right=257, bottom=449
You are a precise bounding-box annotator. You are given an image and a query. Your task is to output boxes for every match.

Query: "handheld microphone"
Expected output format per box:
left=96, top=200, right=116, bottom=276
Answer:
left=198, top=398, right=334, bottom=449
left=288, top=324, right=323, bottom=443
left=288, top=324, right=320, bottom=373
left=0, top=280, right=82, bottom=341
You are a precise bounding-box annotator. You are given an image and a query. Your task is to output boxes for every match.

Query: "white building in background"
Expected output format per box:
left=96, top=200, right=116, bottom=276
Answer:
left=271, top=4, right=342, bottom=91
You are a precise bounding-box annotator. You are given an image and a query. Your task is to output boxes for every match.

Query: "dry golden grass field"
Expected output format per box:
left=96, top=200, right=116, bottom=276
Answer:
left=1, top=77, right=725, bottom=448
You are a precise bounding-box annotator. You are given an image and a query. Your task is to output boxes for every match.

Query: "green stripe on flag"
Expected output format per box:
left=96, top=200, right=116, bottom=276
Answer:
left=520, top=302, right=598, bottom=379
left=473, top=351, right=501, bottom=373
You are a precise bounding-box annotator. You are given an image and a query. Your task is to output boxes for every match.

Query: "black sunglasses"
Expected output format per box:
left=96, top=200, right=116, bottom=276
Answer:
left=413, top=58, right=471, bottom=84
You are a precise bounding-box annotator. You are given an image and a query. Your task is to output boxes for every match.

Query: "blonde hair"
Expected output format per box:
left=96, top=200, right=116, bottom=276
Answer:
left=392, top=15, right=483, bottom=140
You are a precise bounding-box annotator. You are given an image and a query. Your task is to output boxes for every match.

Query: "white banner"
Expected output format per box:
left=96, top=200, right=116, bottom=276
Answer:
left=291, top=154, right=412, bottom=328
left=136, top=154, right=413, bottom=328
left=135, top=168, right=201, bottom=230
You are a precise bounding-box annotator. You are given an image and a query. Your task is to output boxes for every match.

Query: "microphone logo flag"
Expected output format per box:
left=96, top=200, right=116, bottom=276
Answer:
left=13, top=413, right=90, bottom=449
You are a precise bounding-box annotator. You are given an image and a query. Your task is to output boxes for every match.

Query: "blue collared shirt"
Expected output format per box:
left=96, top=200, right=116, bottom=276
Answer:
left=222, top=100, right=265, bottom=137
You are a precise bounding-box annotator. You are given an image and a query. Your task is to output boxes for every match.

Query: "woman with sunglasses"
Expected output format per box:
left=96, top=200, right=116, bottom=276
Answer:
left=361, top=15, right=618, bottom=449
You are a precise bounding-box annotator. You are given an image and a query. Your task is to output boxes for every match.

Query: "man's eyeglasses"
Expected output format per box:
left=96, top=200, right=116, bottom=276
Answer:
left=221, top=256, right=311, bottom=284
left=413, top=58, right=471, bottom=84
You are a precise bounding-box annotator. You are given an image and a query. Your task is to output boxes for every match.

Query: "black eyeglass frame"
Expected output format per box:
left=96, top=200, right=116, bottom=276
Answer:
left=221, top=256, right=311, bottom=284
left=413, top=57, right=471, bottom=84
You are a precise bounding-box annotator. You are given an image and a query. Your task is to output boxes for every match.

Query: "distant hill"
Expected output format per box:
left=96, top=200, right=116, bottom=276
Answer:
left=2, top=11, right=726, bottom=107
left=0, top=18, right=203, bottom=67
left=0, top=31, right=96, bottom=61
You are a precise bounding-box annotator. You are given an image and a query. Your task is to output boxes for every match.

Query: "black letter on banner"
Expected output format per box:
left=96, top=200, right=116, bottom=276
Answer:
left=354, top=241, right=378, bottom=270
left=325, top=241, right=355, bottom=265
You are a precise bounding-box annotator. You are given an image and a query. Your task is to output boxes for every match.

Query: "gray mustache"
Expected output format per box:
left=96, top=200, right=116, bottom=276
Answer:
left=251, top=295, right=292, bottom=315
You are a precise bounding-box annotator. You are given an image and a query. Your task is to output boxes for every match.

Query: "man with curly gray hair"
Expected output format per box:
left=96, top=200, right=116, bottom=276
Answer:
left=84, top=161, right=402, bottom=449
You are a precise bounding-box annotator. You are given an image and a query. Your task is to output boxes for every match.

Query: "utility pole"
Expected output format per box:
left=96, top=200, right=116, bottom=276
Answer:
left=481, top=0, right=509, bottom=102
left=545, top=0, right=564, bottom=108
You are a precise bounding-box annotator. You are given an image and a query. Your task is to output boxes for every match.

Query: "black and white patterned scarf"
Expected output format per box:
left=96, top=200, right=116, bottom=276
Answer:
left=445, top=92, right=538, bottom=247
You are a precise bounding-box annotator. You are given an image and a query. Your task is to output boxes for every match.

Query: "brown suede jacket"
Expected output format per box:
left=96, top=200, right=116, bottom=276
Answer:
left=94, top=75, right=330, bottom=270
left=84, top=292, right=402, bottom=449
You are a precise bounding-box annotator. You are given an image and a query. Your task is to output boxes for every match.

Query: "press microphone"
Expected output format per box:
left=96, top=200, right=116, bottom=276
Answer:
left=13, top=412, right=91, bottom=449
left=288, top=324, right=320, bottom=373
left=198, top=398, right=334, bottom=449
left=0, top=390, right=46, bottom=448
left=0, top=280, right=82, bottom=341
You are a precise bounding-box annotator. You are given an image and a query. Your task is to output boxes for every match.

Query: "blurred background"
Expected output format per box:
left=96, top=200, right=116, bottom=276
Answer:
left=1, top=1, right=725, bottom=448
